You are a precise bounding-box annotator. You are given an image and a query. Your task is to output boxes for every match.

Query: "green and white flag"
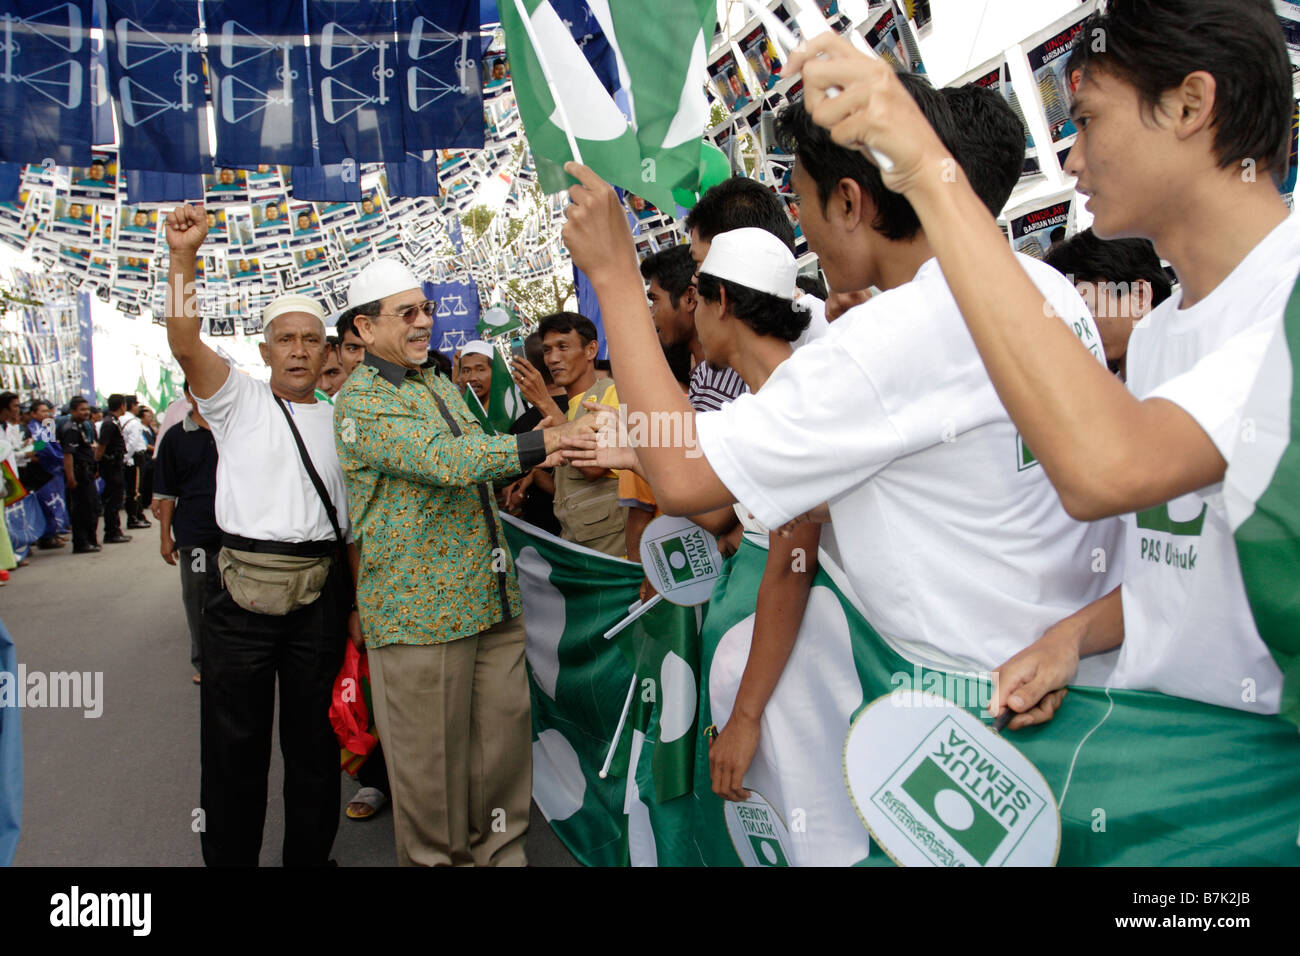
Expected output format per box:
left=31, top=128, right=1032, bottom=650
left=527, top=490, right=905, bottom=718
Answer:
left=478, top=303, right=524, bottom=339
left=1227, top=279, right=1300, bottom=728
left=461, top=348, right=525, bottom=435
left=501, top=514, right=704, bottom=866
left=498, top=0, right=718, bottom=212
left=693, top=535, right=1300, bottom=866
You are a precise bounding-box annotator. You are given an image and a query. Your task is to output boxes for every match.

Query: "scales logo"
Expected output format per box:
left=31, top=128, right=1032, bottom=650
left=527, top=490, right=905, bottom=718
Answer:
left=870, top=715, right=1048, bottom=867
left=648, top=528, right=716, bottom=590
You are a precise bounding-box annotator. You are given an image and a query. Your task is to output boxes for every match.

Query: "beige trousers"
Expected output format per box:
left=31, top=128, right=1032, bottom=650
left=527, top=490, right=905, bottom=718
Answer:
left=368, top=615, right=532, bottom=866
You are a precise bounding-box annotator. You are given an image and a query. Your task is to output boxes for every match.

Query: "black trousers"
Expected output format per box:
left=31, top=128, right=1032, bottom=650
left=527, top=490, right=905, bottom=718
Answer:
left=123, top=459, right=141, bottom=520
left=199, top=555, right=348, bottom=866
left=100, top=461, right=124, bottom=537
left=68, top=466, right=99, bottom=548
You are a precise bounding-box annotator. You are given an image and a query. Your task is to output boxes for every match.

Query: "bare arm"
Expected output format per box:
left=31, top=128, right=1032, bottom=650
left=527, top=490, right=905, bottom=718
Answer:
left=63, top=451, right=75, bottom=487
left=993, top=586, right=1124, bottom=729
left=157, top=498, right=177, bottom=565
left=710, top=524, right=821, bottom=800
left=164, top=204, right=230, bottom=400
left=791, top=35, right=1225, bottom=521
left=561, top=163, right=734, bottom=516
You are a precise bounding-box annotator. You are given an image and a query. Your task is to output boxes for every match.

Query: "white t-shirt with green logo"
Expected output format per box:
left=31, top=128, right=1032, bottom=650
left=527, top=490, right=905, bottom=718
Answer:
left=696, top=255, right=1123, bottom=676
left=1109, top=213, right=1300, bottom=714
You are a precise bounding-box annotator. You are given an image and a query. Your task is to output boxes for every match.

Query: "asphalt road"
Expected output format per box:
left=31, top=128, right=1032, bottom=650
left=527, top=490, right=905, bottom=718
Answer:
left=1, top=527, right=577, bottom=867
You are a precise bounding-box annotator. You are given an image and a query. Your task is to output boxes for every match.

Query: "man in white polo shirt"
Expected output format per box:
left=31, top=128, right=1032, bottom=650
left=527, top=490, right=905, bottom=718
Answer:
left=559, top=81, right=1122, bottom=684
left=164, top=202, right=357, bottom=867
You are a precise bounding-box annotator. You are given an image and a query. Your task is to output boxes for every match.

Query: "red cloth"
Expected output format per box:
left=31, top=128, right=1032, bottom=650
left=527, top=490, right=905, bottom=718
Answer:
left=330, top=641, right=377, bottom=774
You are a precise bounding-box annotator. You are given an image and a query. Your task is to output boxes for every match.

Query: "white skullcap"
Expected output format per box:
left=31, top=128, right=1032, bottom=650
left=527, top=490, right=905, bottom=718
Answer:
left=347, top=257, right=420, bottom=309
left=262, top=293, right=327, bottom=335
left=698, top=227, right=796, bottom=300
left=460, top=340, right=495, bottom=360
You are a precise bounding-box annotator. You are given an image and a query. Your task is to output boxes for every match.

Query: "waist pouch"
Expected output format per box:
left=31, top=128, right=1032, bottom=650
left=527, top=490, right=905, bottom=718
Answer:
left=219, top=546, right=333, bottom=616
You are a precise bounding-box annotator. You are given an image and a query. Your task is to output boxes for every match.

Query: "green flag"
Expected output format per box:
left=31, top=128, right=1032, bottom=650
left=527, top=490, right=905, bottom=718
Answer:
left=462, top=346, right=526, bottom=434
left=1230, top=279, right=1300, bottom=727
left=501, top=514, right=705, bottom=866
left=691, top=536, right=1300, bottom=866
left=478, top=303, right=524, bottom=338
left=462, top=384, right=493, bottom=434
left=498, top=0, right=718, bottom=212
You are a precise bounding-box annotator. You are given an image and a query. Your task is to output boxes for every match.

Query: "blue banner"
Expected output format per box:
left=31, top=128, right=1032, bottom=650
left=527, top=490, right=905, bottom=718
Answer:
left=385, top=150, right=441, bottom=198
left=0, top=0, right=92, bottom=165
left=89, top=14, right=114, bottom=145
left=103, top=0, right=207, bottom=172
left=574, top=264, right=607, bottom=360
left=0, top=162, right=20, bottom=201
left=205, top=0, right=313, bottom=167
left=307, top=0, right=405, bottom=164
left=0, top=615, right=21, bottom=866
left=396, top=0, right=483, bottom=151
left=123, top=168, right=201, bottom=202
left=288, top=161, right=361, bottom=202
left=425, top=277, right=480, bottom=355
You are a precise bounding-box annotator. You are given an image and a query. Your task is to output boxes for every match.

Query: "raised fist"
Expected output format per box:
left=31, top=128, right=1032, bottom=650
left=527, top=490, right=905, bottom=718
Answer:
left=165, top=203, right=208, bottom=254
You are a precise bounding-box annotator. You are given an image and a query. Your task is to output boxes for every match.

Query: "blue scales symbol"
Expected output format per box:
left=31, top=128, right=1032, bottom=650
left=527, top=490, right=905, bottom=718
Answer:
left=0, top=2, right=85, bottom=109
left=438, top=328, right=469, bottom=351
left=436, top=293, right=468, bottom=317
left=218, top=18, right=295, bottom=124
left=318, top=20, right=392, bottom=125
left=405, top=16, right=475, bottom=112
left=114, top=19, right=200, bottom=127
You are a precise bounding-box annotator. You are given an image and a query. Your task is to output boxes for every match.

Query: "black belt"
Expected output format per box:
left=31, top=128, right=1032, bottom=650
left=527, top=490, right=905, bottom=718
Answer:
left=222, top=534, right=339, bottom=558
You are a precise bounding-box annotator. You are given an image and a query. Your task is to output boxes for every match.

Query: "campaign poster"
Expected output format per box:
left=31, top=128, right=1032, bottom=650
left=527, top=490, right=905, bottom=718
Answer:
left=1022, top=3, right=1098, bottom=170
left=1006, top=193, right=1073, bottom=260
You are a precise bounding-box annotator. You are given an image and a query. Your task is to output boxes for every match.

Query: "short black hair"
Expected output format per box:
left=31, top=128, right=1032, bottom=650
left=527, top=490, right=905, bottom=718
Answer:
left=69, top=396, right=88, bottom=410
left=795, top=272, right=827, bottom=300
left=28, top=399, right=50, bottom=413
left=537, top=311, right=598, bottom=346
left=694, top=273, right=810, bottom=342
left=338, top=301, right=379, bottom=334
left=640, top=245, right=696, bottom=307
left=776, top=76, right=959, bottom=241
left=938, top=83, right=1025, bottom=217
left=1044, top=228, right=1173, bottom=307
left=126, top=394, right=138, bottom=409
left=0, top=391, right=17, bottom=412
left=777, top=79, right=1024, bottom=239
left=107, top=393, right=125, bottom=413
left=685, top=175, right=796, bottom=251
left=1069, top=0, right=1292, bottom=178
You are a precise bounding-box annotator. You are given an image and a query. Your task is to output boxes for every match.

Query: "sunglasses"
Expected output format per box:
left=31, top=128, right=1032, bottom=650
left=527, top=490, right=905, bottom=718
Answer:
left=379, top=300, right=436, bottom=322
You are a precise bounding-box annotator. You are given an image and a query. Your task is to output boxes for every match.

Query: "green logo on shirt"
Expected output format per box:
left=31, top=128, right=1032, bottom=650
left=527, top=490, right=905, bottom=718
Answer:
left=1135, top=503, right=1207, bottom=536
left=1016, top=433, right=1039, bottom=471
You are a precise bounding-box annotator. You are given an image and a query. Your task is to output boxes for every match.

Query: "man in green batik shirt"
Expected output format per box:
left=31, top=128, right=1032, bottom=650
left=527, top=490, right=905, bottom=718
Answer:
left=334, top=258, right=591, bottom=867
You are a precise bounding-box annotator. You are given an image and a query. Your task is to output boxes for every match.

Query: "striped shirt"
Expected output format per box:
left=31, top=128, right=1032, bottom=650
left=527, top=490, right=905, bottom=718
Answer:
left=688, top=361, right=748, bottom=412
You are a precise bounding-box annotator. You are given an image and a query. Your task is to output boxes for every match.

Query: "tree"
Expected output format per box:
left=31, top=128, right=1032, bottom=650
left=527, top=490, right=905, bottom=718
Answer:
left=463, top=205, right=496, bottom=240
left=504, top=275, right=575, bottom=323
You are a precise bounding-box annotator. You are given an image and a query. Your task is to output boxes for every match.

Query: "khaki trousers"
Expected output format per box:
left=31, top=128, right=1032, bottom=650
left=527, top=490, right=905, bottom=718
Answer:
left=368, top=615, right=532, bottom=866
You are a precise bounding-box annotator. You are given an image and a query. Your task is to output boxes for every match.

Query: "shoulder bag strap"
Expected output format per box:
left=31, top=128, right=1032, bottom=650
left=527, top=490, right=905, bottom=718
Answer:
left=274, top=397, right=344, bottom=545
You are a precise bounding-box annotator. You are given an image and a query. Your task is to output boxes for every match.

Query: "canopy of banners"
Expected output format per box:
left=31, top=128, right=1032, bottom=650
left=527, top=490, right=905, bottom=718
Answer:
left=1, top=0, right=1295, bottom=371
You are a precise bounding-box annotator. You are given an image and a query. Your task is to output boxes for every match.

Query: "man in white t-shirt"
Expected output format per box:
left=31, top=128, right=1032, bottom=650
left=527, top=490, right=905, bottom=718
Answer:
left=778, top=2, right=1298, bottom=727
left=561, top=78, right=1122, bottom=683
left=164, top=202, right=359, bottom=867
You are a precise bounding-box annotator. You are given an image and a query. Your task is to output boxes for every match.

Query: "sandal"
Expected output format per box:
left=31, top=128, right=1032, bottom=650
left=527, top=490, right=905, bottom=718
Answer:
left=345, top=787, right=388, bottom=820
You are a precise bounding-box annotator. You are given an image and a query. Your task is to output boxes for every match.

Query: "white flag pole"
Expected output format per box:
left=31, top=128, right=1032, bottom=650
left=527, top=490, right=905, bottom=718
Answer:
left=598, top=672, right=638, bottom=780
left=511, top=0, right=585, bottom=166
left=602, top=593, right=663, bottom=640
left=597, top=593, right=664, bottom=779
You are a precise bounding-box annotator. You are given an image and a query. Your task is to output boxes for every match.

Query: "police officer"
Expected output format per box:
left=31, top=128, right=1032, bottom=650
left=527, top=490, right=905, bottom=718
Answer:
left=98, top=394, right=132, bottom=544
left=58, top=396, right=101, bottom=553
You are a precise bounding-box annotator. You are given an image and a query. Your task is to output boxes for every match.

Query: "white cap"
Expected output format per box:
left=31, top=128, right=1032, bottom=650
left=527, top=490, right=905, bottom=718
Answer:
left=460, top=340, right=495, bottom=360
left=347, top=257, right=420, bottom=309
left=698, top=227, right=796, bottom=300
left=262, top=293, right=327, bottom=332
